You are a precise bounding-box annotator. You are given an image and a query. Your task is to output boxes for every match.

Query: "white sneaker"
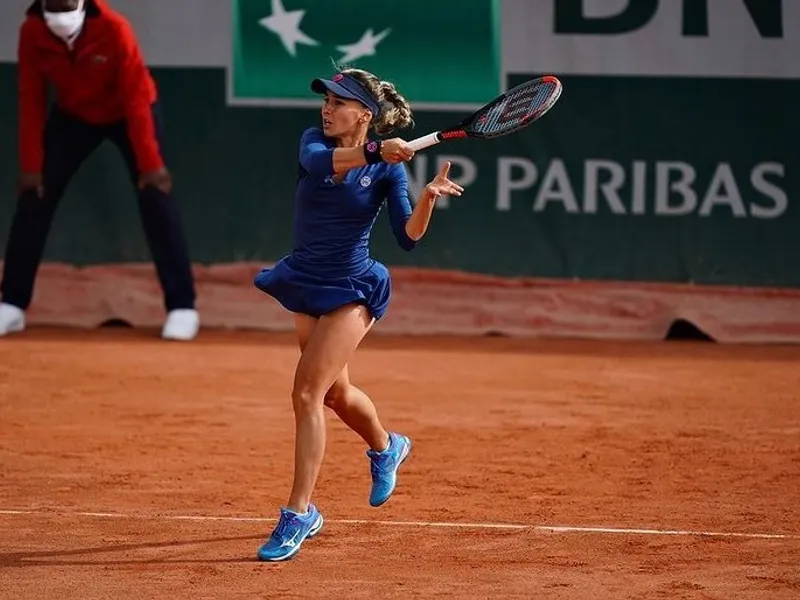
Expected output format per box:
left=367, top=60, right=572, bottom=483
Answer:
left=161, top=308, right=200, bottom=341
left=0, top=302, right=25, bottom=336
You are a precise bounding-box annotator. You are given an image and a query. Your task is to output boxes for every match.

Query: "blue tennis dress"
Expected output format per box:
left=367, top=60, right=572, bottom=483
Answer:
left=254, top=127, right=418, bottom=321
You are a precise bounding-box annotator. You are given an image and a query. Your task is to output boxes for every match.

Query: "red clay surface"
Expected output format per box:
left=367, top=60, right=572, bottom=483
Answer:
left=1, top=327, right=799, bottom=599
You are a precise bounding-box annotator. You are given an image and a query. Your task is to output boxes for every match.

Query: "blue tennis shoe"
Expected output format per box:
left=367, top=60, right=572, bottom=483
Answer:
left=256, top=504, right=324, bottom=562
left=367, top=432, right=412, bottom=507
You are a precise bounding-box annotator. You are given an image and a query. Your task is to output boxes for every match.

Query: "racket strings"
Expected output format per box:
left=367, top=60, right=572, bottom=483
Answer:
left=473, top=82, right=559, bottom=136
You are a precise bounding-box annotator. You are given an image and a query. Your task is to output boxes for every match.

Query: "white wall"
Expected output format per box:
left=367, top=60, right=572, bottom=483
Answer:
left=2, top=1, right=798, bottom=78
left=503, top=0, right=800, bottom=78
left=0, top=0, right=229, bottom=65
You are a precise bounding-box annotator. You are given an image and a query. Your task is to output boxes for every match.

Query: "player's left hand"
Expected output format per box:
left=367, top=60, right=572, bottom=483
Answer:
left=138, top=167, right=173, bottom=194
left=424, top=161, right=464, bottom=199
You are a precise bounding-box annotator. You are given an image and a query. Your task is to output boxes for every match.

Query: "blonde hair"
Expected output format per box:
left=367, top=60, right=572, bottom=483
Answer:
left=339, top=68, right=414, bottom=136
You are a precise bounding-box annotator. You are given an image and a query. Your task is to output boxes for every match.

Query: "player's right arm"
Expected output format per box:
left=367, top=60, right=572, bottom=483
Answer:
left=17, top=19, right=46, bottom=196
left=299, top=128, right=414, bottom=176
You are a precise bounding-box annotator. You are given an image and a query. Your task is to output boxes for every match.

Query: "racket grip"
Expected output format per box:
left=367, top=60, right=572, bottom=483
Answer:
left=407, top=132, right=442, bottom=152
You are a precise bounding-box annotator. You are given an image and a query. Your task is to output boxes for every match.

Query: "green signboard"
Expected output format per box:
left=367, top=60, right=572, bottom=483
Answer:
left=230, top=0, right=501, bottom=109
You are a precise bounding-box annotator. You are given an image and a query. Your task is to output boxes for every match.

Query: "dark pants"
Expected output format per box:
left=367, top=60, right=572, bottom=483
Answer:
left=1, top=103, right=196, bottom=312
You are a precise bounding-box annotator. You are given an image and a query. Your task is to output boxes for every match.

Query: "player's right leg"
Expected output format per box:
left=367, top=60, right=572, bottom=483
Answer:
left=0, top=108, right=103, bottom=335
left=257, top=304, right=374, bottom=562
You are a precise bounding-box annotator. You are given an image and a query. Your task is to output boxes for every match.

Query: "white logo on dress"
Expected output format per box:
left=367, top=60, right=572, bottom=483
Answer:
left=359, top=176, right=372, bottom=187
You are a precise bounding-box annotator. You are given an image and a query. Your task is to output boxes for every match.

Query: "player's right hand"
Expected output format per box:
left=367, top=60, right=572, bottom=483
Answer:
left=380, top=138, right=415, bottom=163
left=18, top=172, right=43, bottom=198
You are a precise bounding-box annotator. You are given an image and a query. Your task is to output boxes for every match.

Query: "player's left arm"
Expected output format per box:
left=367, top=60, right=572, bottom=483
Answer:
left=116, top=20, right=168, bottom=186
left=383, top=164, right=418, bottom=251
left=387, top=161, right=463, bottom=246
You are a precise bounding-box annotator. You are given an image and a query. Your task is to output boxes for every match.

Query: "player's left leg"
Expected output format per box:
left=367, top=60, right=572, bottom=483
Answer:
left=294, top=313, right=387, bottom=449
left=108, top=101, right=198, bottom=340
left=294, top=313, right=412, bottom=508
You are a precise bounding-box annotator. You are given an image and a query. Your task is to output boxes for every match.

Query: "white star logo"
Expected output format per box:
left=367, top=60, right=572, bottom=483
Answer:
left=259, top=0, right=319, bottom=57
left=335, top=28, right=391, bottom=64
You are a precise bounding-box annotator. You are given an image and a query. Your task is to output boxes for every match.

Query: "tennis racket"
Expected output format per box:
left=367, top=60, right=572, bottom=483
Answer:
left=406, top=75, right=563, bottom=152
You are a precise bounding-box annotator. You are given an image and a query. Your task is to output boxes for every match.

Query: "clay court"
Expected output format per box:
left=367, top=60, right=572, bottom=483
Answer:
left=1, top=327, right=798, bottom=599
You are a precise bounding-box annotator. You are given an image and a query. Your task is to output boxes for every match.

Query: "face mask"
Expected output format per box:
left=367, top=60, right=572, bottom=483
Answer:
left=43, top=1, right=85, bottom=42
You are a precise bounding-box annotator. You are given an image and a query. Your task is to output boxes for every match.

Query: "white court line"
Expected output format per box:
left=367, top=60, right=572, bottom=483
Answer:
left=1, top=509, right=796, bottom=540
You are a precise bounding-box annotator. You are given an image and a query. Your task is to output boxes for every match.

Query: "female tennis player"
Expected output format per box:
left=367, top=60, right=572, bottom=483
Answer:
left=253, top=68, right=464, bottom=562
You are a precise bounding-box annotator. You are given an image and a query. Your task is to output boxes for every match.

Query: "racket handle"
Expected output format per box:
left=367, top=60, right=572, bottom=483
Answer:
left=407, top=132, right=442, bottom=152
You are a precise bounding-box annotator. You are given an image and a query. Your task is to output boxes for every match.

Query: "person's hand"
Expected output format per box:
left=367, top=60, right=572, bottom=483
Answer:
left=380, top=138, right=415, bottom=164
left=18, top=172, right=43, bottom=198
left=424, top=161, right=464, bottom=200
left=138, top=167, right=172, bottom=194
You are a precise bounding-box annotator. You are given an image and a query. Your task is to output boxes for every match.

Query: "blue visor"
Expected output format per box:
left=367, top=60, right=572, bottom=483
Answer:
left=311, top=73, right=381, bottom=117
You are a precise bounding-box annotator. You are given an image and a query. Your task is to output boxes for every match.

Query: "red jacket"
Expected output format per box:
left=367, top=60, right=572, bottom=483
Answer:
left=18, top=0, right=162, bottom=174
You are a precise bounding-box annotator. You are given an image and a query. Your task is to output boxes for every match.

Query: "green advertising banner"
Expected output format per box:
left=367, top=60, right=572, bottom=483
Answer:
left=230, top=0, right=501, bottom=109
left=0, top=66, right=795, bottom=287
left=0, top=1, right=796, bottom=289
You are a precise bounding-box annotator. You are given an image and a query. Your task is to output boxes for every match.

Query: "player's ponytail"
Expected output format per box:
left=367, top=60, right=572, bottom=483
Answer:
left=341, top=68, right=415, bottom=136
left=375, top=80, right=414, bottom=136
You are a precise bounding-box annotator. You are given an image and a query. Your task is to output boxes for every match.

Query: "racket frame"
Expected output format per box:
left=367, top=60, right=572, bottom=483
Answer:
left=406, top=75, right=562, bottom=152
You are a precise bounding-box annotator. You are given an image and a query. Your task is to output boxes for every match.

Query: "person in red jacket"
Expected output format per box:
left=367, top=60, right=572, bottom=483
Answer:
left=0, top=0, right=199, bottom=340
